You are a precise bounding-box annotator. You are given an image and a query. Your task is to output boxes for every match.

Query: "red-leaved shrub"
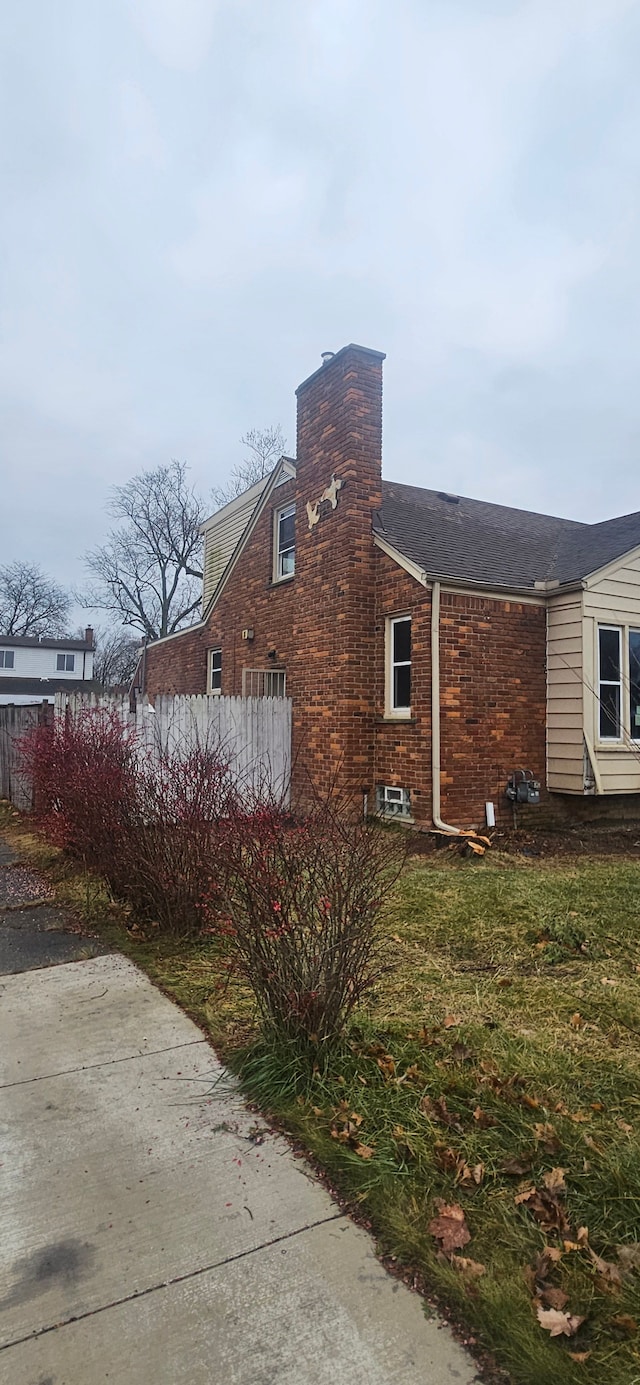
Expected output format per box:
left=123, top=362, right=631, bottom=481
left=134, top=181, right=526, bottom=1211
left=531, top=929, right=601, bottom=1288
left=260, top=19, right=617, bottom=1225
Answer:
left=205, top=794, right=407, bottom=1042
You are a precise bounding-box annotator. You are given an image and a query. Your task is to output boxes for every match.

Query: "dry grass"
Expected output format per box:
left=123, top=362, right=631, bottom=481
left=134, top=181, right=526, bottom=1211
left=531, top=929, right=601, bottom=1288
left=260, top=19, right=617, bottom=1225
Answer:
left=3, top=800, right=640, bottom=1385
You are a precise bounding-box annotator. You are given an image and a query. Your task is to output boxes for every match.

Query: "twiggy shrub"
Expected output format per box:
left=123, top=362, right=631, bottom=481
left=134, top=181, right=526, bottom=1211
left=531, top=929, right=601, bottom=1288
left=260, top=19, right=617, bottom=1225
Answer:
left=21, top=708, right=139, bottom=895
left=21, top=710, right=238, bottom=938
left=212, top=796, right=407, bottom=1044
left=127, top=741, right=238, bottom=937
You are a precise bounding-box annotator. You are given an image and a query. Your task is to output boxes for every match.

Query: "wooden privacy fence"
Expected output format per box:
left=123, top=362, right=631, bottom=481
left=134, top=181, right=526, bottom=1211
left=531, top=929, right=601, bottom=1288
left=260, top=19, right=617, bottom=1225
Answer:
left=0, top=693, right=292, bottom=811
left=0, top=703, right=53, bottom=810
left=54, top=691, right=293, bottom=806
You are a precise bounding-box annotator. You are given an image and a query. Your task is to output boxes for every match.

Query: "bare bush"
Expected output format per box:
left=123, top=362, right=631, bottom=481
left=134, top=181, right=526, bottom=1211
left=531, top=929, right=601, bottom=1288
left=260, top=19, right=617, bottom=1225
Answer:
left=207, top=795, right=407, bottom=1043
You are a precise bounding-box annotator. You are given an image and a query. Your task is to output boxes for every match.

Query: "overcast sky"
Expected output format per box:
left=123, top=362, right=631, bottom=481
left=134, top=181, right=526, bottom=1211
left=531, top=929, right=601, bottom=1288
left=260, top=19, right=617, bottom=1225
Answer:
left=2, top=0, right=640, bottom=615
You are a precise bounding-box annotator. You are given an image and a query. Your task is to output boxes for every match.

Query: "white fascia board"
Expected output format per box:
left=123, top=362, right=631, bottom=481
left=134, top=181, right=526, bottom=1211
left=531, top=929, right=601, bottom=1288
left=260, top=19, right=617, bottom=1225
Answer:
left=146, top=621, right=206, bottom=650
left=373, top=534, right=429, bottom=586
left=200, top=458, right=296, bottom=535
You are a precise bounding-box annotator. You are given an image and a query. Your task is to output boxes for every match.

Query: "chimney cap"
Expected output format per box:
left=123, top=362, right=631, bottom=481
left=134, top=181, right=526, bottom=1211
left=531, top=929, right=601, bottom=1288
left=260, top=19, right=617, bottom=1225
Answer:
left=320, top=351, right=335, bottom=365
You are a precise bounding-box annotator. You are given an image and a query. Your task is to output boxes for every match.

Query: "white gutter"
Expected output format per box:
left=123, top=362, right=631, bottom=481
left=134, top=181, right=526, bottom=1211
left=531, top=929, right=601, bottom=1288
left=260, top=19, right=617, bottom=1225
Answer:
left=431, top=580, right=461, bottom=834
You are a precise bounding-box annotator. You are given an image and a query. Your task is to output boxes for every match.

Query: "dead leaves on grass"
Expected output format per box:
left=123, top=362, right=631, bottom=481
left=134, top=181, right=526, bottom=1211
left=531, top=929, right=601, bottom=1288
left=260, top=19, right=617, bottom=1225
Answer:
left=428, top=1200, right=471, bottom=1255
left=536, top=1305, right=585, bottom=1338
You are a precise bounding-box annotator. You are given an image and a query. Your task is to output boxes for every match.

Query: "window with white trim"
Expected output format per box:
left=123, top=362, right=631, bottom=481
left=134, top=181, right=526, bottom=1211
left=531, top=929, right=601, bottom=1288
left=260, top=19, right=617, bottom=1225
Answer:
left=377, top=785, right=412, bottom=819
left=0, top=650, right=15, bottom=669
left=242, top=668, right=286, bottom=698
left=56, top=653, right=75, bottom=672
left=386, top=616, right=411, bottom=717
left=598, top=626, right=621, bottom=740
left=274, top=503, right=295, bottom=580
left=208, top=647, right=222, bottom=693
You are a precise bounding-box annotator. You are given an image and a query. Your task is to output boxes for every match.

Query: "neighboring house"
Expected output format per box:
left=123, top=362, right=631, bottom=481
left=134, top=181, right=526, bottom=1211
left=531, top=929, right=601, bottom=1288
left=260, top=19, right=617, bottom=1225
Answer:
left=142, top=345, right=640, bottom=828
left=0, top=628, right=99, bottom=706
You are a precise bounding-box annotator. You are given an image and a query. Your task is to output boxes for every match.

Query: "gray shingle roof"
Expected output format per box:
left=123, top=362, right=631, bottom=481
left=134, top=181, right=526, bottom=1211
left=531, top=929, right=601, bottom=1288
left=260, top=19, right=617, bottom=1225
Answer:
left=375, top=482, right=640, bottom=592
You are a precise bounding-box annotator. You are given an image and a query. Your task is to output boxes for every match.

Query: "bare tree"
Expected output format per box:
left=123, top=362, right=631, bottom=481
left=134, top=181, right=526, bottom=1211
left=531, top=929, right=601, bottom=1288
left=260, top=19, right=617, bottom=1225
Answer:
left=83, top=461, right=205, bottom=641
left=212, top=426, right=287, bottom=510
left=0, top=561, right=70, bottom=637
left=89, top=625, right=141, bottom=687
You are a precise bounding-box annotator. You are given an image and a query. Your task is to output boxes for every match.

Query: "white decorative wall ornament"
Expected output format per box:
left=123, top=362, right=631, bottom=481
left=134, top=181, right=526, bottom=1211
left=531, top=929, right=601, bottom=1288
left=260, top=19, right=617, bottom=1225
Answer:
left=306, top=474, right=344, bottom=529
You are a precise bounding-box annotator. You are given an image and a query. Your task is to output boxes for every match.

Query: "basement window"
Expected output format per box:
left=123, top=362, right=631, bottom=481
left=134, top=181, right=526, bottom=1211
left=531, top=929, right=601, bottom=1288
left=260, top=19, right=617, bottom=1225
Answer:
left=56, top=653, right=75, bottom=671
left=377, top=785, right=412, bottom=819
left=274, top=503, right=295, bottom=581
left=0, top=650, right=15, bottom=668
left=208, top=647, right=222, bottom=694
left=598, top=626, right=621, bottom=740
left=242, top=668, right=286, bottom=698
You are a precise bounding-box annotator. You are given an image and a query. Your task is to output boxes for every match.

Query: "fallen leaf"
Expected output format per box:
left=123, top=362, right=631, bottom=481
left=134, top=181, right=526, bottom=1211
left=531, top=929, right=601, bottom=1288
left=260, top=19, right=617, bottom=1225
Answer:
left=451, top=1255, right=485, bottom=1278
left=611, top=1314, right=638, bottom=1335
left=502, top=1155, right=534, bottom=1177
left=354, top=1143, right=374, bottom=1160
left=584, top=1134, right=605, bottom=1155
left=521, top=1094, right=541, bottom=1110
left=541, top=1287, right=569, bottom=1311
left=515, top=1185, right=571, bottom=1234
left=601, top=976, right=618, bottom=986
left=443, top=1014, right=460, bottom=1029
left=392, top=1125, right=406, bottom=1139
left=570, top=1012, right=585, bottom=1029
left=568, top=1351, right=591, bottom=1363
left=472, top=1106, right=496, bottom=1128
left=451, top=1041, right=473, bottom=1063
left=311, top=1106, right=324, bottom=1117
left=533, top=1122, right=562, bottom=1154
left=455, top=1159, right=484, bottom=1188
left=376, top=1054, right=396, bottom=1079
left=569, top=1111, right=591, bottom=1124
left=428, top=1200, right=471, bottom=1256
left=588, top=1247, right=622, bottom=1288
left=542, top=1167, right=567, bottom=1195
left=420, top=1094, right=464, bottom=1132
left=536, top=1305, right=585, bottom=1338
left=617, top=1119, right=633, bottom=1135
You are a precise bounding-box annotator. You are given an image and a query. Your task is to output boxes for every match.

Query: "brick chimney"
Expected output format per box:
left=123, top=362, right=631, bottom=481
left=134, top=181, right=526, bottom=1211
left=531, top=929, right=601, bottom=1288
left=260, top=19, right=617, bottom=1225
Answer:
left=84, top=626, right=95, bottom=647
left=292, top=344, right=385, bottom=801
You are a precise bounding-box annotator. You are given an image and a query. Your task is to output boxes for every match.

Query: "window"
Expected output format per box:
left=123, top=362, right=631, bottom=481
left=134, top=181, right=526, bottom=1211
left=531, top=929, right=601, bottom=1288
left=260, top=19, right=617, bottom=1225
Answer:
left=242, top=668, right=287, bottom=698
left=0, top=650, right=15, bottom=668
left=274, top=503, right=295, bottom=580
left=598, top=626, right=621, bottom=740
left=386, top=616, right=411, bottom=716
left=630, top=630, right=640, bottom=741
left=377, top=785, right=412, bottom=819
left=208, top=647, right=222, bottom=693
left=56, top=653, right=75, bottom=672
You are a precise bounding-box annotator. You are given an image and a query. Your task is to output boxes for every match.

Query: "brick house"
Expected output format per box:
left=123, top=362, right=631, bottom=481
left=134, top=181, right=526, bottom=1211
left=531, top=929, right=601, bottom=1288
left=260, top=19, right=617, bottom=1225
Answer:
left=142, top=344, right=640, bottom=829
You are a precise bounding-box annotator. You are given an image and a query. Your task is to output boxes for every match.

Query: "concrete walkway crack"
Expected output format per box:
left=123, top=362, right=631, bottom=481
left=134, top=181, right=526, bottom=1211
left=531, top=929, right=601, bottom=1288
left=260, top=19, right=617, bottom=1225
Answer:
left=0, top=1036, right=208, bottom=1090
left=0, top=1213, right=347, bottom=1354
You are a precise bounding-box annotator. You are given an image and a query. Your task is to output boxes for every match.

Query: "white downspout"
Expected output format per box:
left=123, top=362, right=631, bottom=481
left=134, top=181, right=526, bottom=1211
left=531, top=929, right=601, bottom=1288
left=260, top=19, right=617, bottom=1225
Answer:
left=431, top=580, right=461, bottom=834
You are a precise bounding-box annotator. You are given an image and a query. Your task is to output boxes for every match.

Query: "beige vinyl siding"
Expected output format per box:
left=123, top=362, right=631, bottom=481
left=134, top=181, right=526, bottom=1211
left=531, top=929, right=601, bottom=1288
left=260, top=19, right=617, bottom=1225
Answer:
left=547, top=593, right=585, bottom=792
left=201, top=484, right=267, bottom=612
left=582, top=547, right=640, bottom=794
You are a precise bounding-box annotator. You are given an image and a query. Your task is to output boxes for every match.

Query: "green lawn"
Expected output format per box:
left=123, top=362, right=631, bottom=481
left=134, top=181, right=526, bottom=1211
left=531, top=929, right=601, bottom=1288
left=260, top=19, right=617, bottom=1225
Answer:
left=5, top=805, right=640, bottom=1385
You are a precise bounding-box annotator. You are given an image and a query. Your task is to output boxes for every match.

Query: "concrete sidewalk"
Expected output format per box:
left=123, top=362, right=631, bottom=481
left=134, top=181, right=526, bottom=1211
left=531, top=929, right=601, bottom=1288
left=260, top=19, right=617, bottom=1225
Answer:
left=1, top=952, right=480, bottom=1384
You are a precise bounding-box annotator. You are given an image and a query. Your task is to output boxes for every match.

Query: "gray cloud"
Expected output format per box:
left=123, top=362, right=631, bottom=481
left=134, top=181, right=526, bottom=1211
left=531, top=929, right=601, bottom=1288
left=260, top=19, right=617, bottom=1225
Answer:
left=2, top=0, right=640, bottom=618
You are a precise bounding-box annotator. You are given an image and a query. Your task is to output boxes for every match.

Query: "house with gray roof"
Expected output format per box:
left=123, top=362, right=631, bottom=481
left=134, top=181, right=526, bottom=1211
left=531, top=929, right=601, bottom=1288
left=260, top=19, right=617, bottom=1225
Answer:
left=142, top=345, right=640, bottom=829
left=0, top=629, right=99, bottom=706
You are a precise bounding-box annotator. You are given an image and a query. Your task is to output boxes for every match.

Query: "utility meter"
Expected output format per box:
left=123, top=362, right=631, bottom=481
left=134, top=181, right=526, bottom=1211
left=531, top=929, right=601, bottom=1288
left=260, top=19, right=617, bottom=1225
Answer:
left=506, top=768, right=540, bottom=806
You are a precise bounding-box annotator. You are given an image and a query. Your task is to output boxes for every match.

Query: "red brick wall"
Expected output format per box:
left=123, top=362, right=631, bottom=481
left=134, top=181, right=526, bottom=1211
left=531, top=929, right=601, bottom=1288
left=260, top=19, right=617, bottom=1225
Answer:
left=370, top=557, right=547, bottom=829
left=292, top=345, right=384, bottom=799
left=144, top=345, right=548, bottom=830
